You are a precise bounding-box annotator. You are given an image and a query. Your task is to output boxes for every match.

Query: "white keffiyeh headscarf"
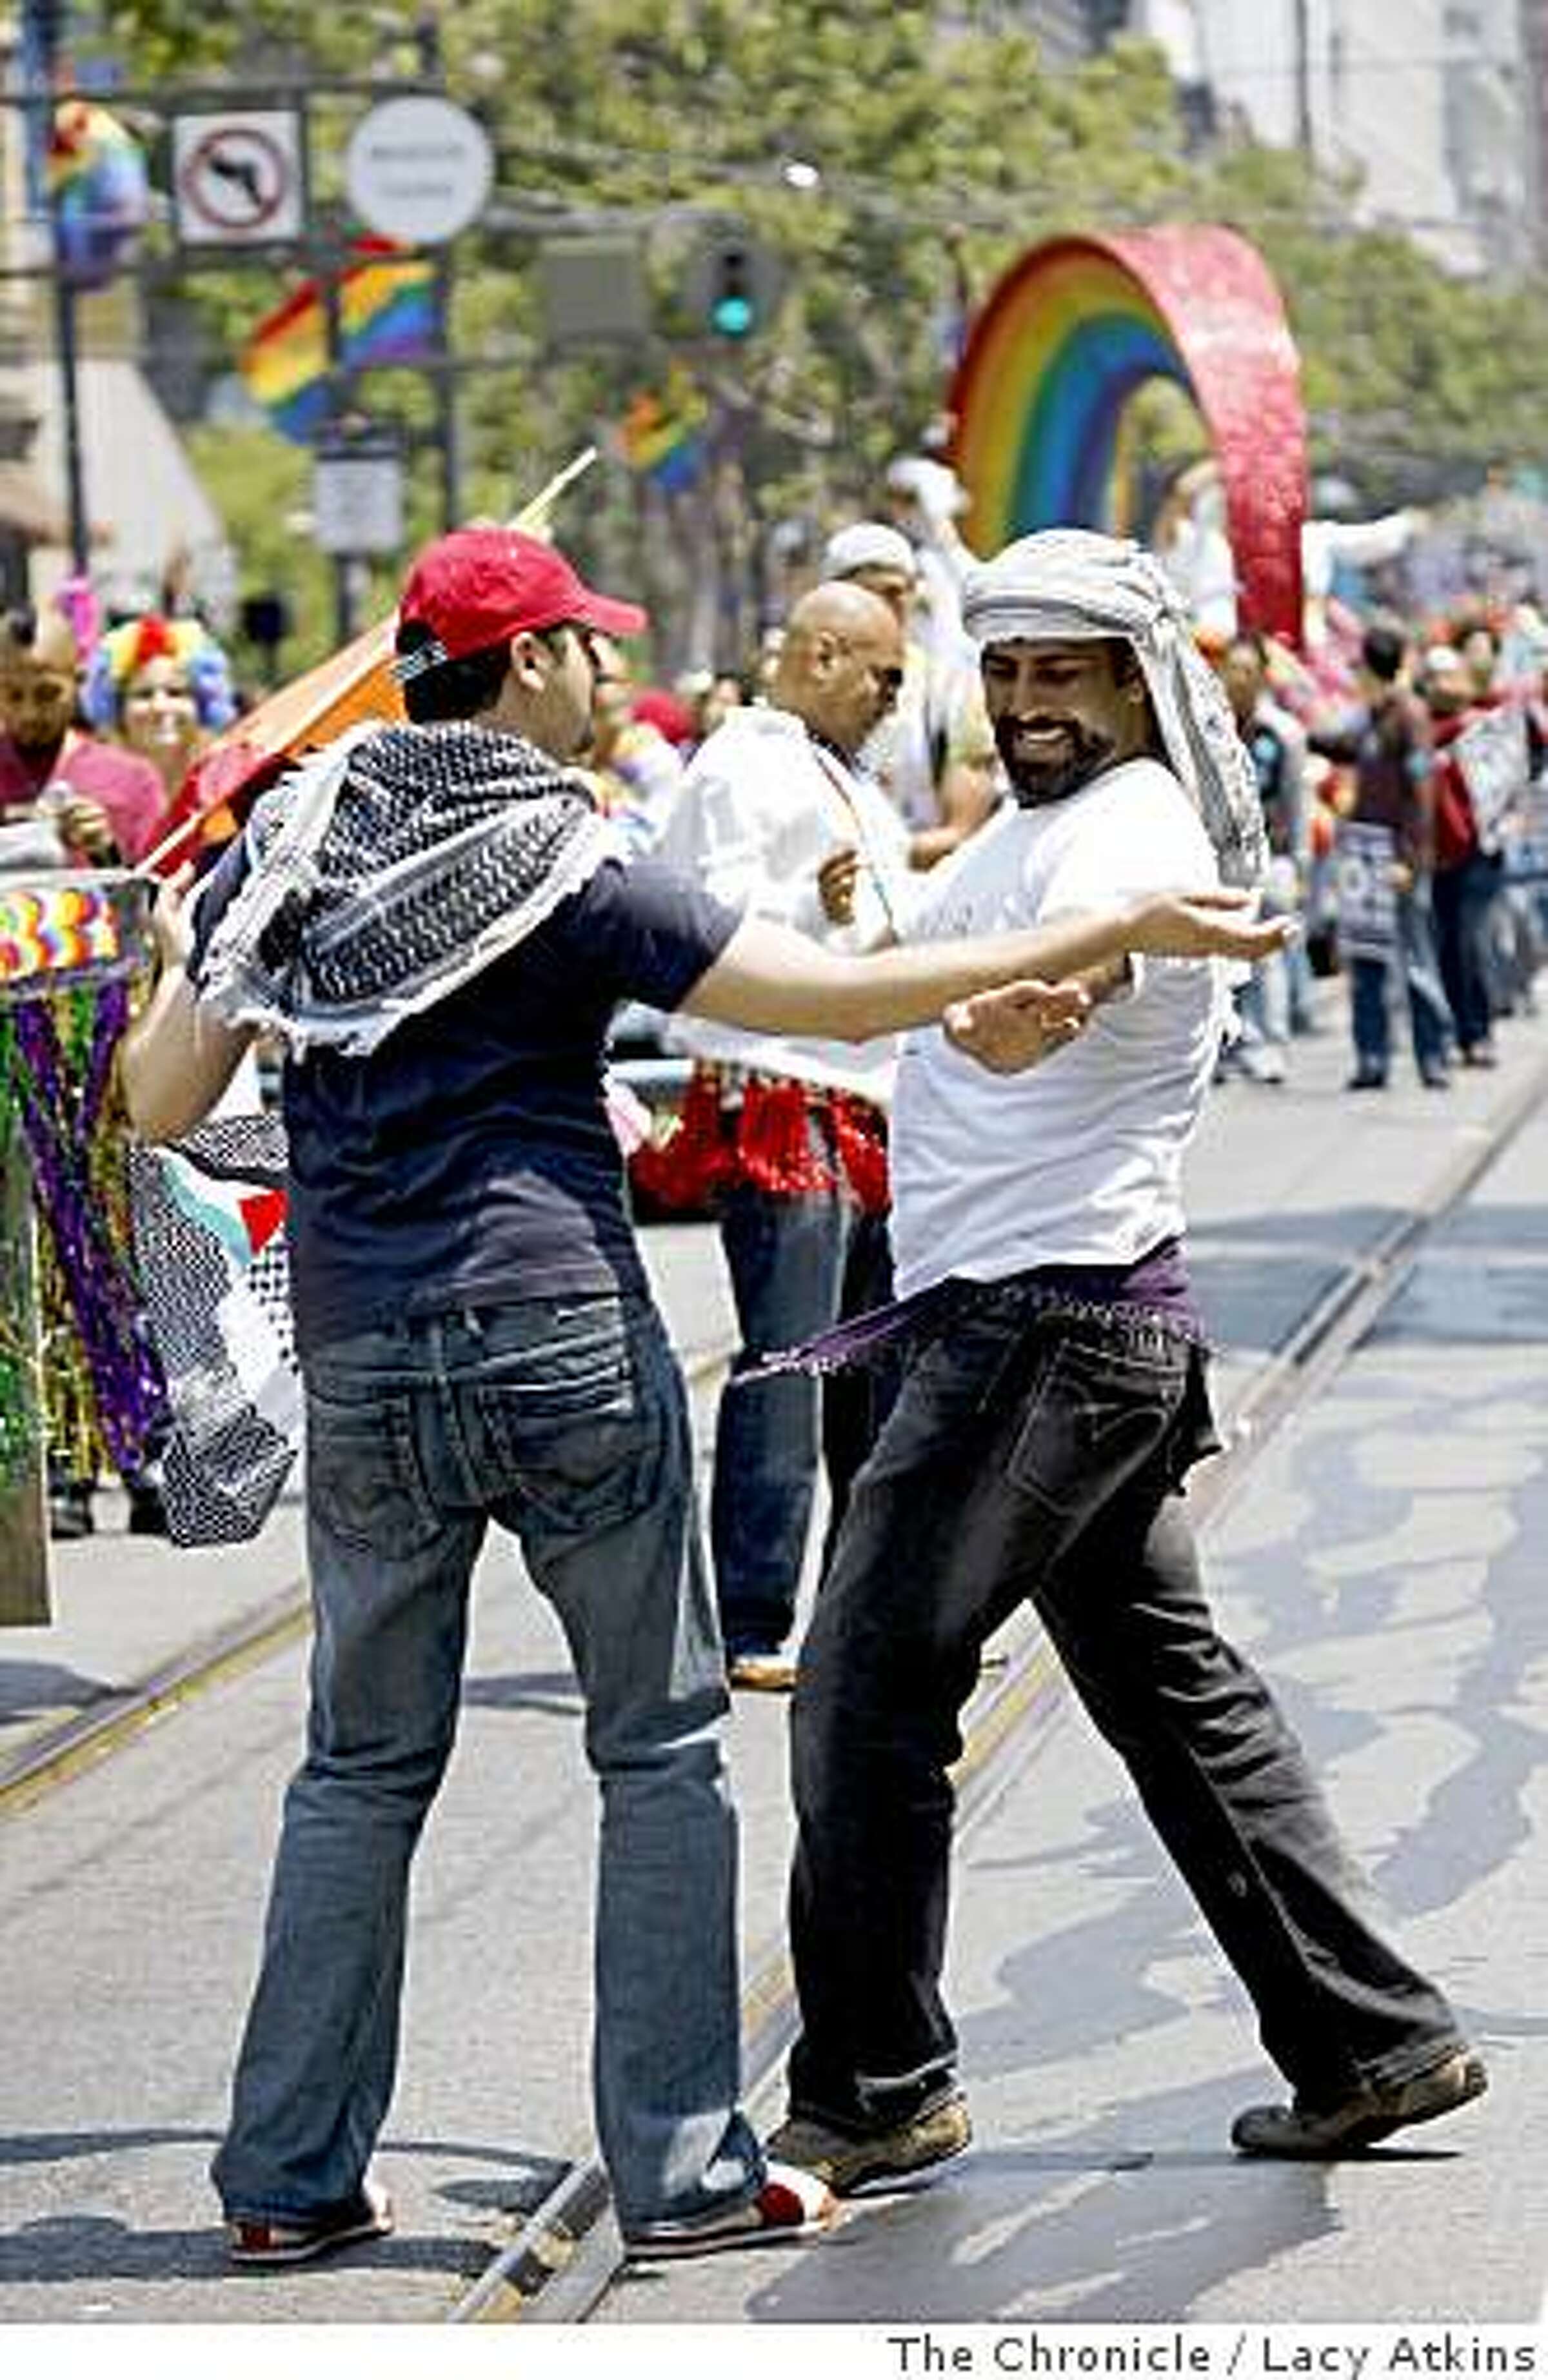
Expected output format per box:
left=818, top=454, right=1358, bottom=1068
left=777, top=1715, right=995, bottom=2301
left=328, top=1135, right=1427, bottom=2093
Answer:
left=960, top=528, right=1267, bottom=889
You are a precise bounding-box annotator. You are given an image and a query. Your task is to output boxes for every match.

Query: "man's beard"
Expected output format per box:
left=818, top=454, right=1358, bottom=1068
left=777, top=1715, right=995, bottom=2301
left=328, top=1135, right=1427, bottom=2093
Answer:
left=995, top=715, right=1118, bottom=808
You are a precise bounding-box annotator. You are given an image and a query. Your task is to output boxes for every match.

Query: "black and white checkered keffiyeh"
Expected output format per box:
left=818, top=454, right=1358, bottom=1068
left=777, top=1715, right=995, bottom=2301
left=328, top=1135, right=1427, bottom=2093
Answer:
left=960, top=529, right=1267, bottom=890
left=197, top=719, right=619, bottom=1057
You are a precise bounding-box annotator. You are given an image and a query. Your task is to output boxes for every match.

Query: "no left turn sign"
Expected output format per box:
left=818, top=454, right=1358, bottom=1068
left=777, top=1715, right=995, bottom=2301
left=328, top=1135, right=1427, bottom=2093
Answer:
left=173, top=111, right=304, bottom=246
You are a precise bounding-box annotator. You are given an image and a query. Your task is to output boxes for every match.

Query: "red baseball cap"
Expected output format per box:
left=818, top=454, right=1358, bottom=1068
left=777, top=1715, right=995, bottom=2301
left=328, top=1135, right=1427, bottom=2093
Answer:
left=395, top=526, right=646, bottom=679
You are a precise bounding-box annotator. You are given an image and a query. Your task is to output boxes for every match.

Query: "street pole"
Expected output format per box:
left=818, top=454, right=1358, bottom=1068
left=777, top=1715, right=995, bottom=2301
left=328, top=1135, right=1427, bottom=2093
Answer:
left=25, top=0, right=88, bottom=572
left=414, top=5, right=461, bottom=532
left=319, top=249, right=357, bottom=644
left=48, top=244, right=87, bottom=573
left=1292, top=0, right=1314, bottom=160
left=434, top=245, right=459, bottom=530
left=297, top=94, right=357, bottom=646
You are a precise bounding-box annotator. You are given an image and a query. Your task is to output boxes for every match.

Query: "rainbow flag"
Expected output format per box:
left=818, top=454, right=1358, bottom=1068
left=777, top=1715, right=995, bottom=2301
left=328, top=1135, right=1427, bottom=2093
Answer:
left=240, top=239, right=437, bottom=444
left=619, top=364, right=708, bottom=493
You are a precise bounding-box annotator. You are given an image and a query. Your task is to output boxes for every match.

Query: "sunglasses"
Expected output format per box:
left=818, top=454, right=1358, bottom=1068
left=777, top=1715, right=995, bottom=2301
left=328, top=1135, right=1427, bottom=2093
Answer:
left=827, top=635, right=904, bottom=694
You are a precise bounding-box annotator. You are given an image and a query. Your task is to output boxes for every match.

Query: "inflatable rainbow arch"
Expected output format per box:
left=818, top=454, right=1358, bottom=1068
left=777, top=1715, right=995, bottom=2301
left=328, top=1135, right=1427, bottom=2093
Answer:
left=949, top=226, right=1307, bottom=646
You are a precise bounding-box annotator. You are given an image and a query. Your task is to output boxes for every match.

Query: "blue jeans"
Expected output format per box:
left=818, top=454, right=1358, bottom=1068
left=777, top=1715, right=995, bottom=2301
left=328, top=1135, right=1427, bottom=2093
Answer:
left=787, top=1281, right=1464, bottom=2130
left=1287, top=925, right=1320, bottom=1033
left=211, top=1291, right=760, bottom=2232
left=711, top=1178, right=851, bottom=1656
left=1237, top=949, right=1291, bottom=1053
left=1434, top=851, right=1503, bottom=1054
left=1349, top=879, right=1454, bottom=1080
left=1236, top=860, right=1298, bottom=1054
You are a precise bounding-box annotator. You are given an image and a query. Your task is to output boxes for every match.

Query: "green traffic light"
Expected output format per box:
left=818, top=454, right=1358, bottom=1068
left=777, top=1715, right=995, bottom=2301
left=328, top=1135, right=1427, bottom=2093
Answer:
left=710, top=291, right=755, bottom=337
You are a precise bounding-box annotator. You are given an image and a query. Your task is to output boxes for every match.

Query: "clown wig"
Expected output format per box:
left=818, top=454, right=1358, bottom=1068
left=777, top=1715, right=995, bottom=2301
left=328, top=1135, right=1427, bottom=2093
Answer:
left=83, top=613, right=237, bottom=734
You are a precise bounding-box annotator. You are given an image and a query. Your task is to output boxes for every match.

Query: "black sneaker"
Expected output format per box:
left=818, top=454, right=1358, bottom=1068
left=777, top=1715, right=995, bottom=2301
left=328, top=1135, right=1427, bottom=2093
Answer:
left=766, top=2094, right=972, bottom=2195
left=126, top=1476, right=169, bottom=1536
left=1231, top=2048, right=1487, bottom=2157
left=48, top=1480, right=95, bottom=1540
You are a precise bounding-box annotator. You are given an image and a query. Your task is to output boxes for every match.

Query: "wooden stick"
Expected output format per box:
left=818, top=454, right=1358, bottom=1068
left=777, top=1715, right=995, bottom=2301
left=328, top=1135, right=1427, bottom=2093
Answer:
left=132, top=806, right=219, bottom=880
left=513, top=445, right=599, bottom=530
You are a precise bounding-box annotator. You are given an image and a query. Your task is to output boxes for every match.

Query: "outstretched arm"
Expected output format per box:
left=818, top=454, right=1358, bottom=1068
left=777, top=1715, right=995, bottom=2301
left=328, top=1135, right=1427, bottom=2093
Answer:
left=679, top=890, right=1290, bottom=1043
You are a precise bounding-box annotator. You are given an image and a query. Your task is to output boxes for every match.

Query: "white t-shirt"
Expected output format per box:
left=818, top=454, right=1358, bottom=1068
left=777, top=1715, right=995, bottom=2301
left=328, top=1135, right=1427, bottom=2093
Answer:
left=654, top=703, right=915, bottom=1102
left=890, top=757, right=1231, bottom=1298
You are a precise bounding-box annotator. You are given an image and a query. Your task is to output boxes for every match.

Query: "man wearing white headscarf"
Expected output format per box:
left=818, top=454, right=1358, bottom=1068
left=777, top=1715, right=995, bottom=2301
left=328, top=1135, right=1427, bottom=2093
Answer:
left=767, top=528, right=1485, bottom=2194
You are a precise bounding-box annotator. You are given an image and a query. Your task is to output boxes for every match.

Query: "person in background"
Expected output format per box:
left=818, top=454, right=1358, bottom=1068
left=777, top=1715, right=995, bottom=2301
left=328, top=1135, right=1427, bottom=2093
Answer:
left=81, top=612, right=238, bottom=828
left=1445, top=617, right=1542, bottom=1026
left=820, top=521, right=1000, bottom=869
left=883, top=453, right=980, bottom=651
left=752, top=622, right=786, bottom=701
left=1420, top=643, right=1503, bottom=1070
left=0, top=604, right=163, bottom=868
left=652, top=579, right=915, bottom=1691
left=628, top=684, right=697, bottom=753
left=1456, top=617, right=1504, bottom=710
left=580, top=656, right=686, bottom=857
left=677, top=668, right=747, bottom=758
left=1311, top=619, right=1453, bottom=1092
left=1209, top=628, right=1311, bottom=1082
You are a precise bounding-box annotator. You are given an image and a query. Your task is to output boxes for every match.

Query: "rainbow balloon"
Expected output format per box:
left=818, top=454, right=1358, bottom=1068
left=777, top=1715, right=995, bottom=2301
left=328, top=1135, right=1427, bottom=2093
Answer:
left=46, top=99, right=148, bottom=292
left=949, top=226, right=1307, bottom=646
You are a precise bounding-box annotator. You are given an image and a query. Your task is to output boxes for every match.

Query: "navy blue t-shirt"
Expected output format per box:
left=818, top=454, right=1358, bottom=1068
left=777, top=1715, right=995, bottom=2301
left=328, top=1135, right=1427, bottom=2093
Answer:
left=191, top=847, right=738, bottom=1355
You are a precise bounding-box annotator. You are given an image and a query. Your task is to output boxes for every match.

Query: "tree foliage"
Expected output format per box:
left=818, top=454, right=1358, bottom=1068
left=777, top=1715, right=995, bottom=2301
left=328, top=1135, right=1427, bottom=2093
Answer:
left=86, top=3, right=1548, bottom=667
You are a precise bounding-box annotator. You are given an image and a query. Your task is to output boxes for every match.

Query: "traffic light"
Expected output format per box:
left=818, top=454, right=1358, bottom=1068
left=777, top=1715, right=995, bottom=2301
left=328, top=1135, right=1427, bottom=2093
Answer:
left=684, top=224, right=781, bottom=342
left=707, top=240, right=757, bottom=339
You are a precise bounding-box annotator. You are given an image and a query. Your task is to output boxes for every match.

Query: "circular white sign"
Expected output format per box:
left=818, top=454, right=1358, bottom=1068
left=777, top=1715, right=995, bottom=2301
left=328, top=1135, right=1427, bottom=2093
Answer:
left=345, top=96, right=493, bottom=246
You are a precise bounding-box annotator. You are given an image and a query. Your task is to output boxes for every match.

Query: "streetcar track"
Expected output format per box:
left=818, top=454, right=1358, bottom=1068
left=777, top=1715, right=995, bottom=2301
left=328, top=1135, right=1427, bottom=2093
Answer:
left=0, top=1579, right=312, bottom=1816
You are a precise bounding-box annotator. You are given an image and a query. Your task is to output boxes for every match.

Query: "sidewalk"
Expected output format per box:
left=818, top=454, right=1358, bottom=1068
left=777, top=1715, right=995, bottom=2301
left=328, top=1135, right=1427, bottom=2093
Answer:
left=5, top=984, right=1546, bottom=1794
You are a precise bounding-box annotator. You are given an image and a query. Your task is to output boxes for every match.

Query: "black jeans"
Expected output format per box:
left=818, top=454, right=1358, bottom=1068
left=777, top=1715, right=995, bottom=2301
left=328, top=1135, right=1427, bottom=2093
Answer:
left=787, top=1280, right=1464, bottom=2132
left=819, top=1204, right=900, bottom=1582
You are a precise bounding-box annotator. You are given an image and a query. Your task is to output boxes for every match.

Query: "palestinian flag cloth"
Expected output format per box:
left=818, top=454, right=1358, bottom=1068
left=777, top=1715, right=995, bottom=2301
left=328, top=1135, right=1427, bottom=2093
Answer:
left=128, top=1112, right=300, bottom=1545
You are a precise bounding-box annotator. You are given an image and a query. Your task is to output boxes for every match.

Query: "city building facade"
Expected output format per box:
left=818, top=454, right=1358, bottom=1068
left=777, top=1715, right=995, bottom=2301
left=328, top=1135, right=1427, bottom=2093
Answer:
left=1097, top=0, right=1540, bottom=277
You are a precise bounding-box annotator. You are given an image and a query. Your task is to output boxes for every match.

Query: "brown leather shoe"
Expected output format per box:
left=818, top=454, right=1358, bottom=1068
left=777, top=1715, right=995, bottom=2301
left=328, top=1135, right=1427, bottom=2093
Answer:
left=1231, top=2048, right=1487, bottom=2157
left=766, top=2093, right=972, bottom=2195
left=728, top=1651, right=798, bottom=1693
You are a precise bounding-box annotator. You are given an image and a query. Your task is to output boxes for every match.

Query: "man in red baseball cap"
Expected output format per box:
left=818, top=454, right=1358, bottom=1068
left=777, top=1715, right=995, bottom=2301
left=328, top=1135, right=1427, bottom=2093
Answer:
left=394, top=524, right=647, bottom=679
left=121, top=520, right=1290, bottom=2269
